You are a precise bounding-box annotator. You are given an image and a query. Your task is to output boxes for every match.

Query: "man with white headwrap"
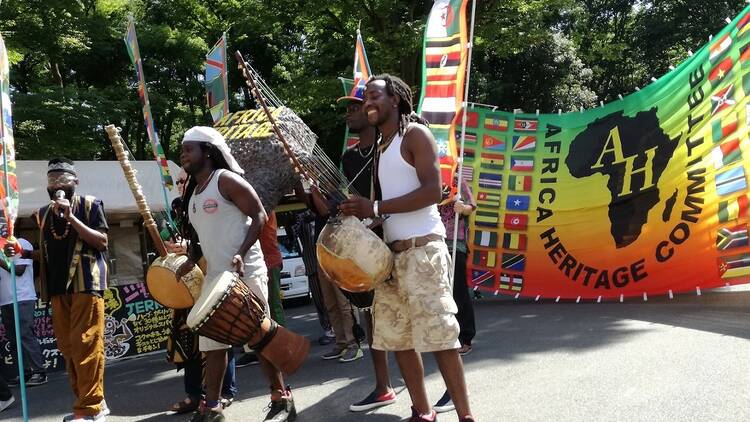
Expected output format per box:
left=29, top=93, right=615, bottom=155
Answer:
left=176, top=127, right=296, bottom=422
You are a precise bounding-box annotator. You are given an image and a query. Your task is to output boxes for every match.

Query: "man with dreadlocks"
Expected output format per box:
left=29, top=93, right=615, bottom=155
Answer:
left=177, top=126, right=296, bottom=422
left=340, top=75, right=474, bottom=422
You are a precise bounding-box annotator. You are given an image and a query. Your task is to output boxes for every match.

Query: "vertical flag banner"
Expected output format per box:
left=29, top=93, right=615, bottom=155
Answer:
left=417, top=0, right=469, bottom=192
left=124, top=18, right=174, bottom=190
left=0, top=35, right=18, bottom=245
left=206, top=34, right=230, bottom=124
left=339, top=30, right=373, bottom=153
left=465, top=4, right=750, bottom=299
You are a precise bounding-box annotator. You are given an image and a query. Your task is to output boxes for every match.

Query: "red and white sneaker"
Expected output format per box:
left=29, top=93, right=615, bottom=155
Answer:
left=349, top=388, right=397, bottom=412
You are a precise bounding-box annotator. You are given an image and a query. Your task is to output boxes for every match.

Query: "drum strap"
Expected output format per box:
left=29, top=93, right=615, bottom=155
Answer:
left=250, top=318, right=278, bottom=351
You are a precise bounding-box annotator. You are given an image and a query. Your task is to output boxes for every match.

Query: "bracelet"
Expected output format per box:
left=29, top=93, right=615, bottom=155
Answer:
left=373, top=200, right=380, bottom=218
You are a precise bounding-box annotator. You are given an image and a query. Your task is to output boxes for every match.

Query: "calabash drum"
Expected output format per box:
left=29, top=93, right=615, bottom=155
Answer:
left=186, top=271, right=310, bottom=375
left=340, top=289, right=375, bottom=310
left=316, top=216, right=393, bottom=303
left=146, top=253, right=204, bottom=309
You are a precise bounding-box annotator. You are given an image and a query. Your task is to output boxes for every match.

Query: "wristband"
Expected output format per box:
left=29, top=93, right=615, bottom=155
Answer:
left=373, top=200, right=380, bottom=218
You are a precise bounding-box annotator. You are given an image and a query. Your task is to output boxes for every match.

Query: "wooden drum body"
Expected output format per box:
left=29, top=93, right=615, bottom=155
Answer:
left=186, top=271, right=310, bottom=375
left=147, top=253, right=204, bottom=309
left=316, top=215, right=393, bottom=293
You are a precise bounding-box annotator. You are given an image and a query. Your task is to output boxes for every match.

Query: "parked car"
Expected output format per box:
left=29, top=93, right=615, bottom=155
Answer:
left=277, top=226, right=310, bottom=304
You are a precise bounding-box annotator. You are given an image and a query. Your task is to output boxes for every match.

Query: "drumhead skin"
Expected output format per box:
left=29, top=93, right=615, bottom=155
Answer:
left=187, top=271, right=235, bottom=329
left=147, top=253, right=204, bottom=309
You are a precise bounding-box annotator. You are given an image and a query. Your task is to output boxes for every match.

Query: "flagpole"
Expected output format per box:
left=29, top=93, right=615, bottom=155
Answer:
left=0, top=34, right=28, bottom=422
left=451, top=0, right=477, bottom=283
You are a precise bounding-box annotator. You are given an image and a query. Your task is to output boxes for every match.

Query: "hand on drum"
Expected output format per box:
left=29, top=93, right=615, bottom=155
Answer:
left=339, top=195, right=374, bottom=219
left=231, top=254, right=245, bottom=277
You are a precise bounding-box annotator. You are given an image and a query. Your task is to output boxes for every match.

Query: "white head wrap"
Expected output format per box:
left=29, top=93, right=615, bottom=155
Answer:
left=182, top=126, right=244, bottom=175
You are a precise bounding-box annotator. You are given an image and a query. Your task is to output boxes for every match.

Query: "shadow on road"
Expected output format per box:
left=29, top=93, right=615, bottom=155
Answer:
left=5, top=288, right=748, bottom=421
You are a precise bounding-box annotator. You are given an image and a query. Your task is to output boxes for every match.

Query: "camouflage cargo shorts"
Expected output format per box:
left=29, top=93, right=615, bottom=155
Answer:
left=371, top=240, right=461, bottom=353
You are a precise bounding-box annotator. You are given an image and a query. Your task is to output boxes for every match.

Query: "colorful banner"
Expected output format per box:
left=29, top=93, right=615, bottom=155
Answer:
left=417, top=0, right=469, bottom=194
left=0, top=35, right=18, bottom=244
left=464, top=5, right=750, bottom=299
left=124, top=19, right=174, bottom=190
left=0, top=282, right=172, bottom=373
left=206, top=34, right=230, bottom=124
left=339, top=30, right=373, bottom=153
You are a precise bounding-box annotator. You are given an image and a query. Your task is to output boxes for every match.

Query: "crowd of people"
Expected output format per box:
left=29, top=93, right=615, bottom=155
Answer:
left=0, top=73, right=480, bottom=422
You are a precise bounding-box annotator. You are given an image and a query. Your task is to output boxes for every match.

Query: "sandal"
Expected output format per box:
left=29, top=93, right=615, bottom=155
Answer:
left=458, top=344, right=473, bottom=356
left=170, top=397, right=200, bottom=414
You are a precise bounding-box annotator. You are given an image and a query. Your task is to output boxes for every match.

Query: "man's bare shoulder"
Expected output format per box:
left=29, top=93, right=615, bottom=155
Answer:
left=404, top=123, right=436, bottom=149
left=218, top=170, right=250, bottom=190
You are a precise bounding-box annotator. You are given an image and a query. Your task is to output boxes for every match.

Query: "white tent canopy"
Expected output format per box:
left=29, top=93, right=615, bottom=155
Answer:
left=16, top=160, right=181, bottom=219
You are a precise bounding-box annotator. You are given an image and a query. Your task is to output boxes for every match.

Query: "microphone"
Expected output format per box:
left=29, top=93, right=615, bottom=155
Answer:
left=54, top=190, right=65, bottom=219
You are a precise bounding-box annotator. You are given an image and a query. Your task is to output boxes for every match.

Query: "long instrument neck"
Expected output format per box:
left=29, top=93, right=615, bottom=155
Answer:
left=105, top=125, right=168, bottom=258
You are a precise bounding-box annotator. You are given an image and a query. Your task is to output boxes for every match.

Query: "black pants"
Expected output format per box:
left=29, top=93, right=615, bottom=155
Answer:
left=0, top=373, right=10, bottom=401
left=452, top=248, right=476, bottom=346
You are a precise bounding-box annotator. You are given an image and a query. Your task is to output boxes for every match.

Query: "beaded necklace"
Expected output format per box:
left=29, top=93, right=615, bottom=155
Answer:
left=50, top=221, right=71, bottom=240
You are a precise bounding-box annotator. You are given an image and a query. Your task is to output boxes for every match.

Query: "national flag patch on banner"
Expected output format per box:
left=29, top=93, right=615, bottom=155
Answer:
left=711, top=83, right=735, bottom=116
left=499, top=273, right=523, bottom=291
left=711, top=138, right=741, bottom=169
left=512, top=136, right=536, bottom=152
left=476, top=191, right=501, bottom=208
left=471, top=270, right=495, bottom=290
left=718, top=194, right=749, bottom=222
left=484, top=114, right=509, bottom=131
left=716, top=224, right=749, bottom=250
left=474, top=230, right=498, bottom=248
left=504, top=213, right=528, bottom=230
left=482, top=134, right=506, bottom=151
left=712, top=113, right=738, bottom=143
left=478, top=172, right=502, bottom=189
left=460, top=166, right=474, bottom=182
left=480, top=152, right=504, bottom=171
left=514, top=118, right=538, bottom=132
left=502, top=232, right=527, bottom=250
left=718, top=253, right=750, bottom=278
left=473, top=250, right=497, bottom=268
left=463, top=148, right=475, bottom=162
left=501, top=253, right=526, bottom=271
left=509, top=175, right=532, bottom=192
left=741, top=42, right=750, bottom=66
left=506, top=195, right=530, bottom=211
left=709, top=57, right=733, bottom=88
left=738, top=10, right=750, bottom=38
left=709, top=34, right=732, bottom=63
left=475, top=210, right=500, bottom=227
left=457, top=110, right=479, bottom=128
left=461, top=131, right=478, bottom=144
left=470, top=269, right=495, bottom=288
left=716, top=166, right=747, bottom=196
left=510, top=156, right=534, bottom=171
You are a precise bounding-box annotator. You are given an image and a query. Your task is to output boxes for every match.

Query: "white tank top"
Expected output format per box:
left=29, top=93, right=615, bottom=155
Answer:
left=189, top=169, right=265, bottom=278
left=377, top=131, right=445, bottom=242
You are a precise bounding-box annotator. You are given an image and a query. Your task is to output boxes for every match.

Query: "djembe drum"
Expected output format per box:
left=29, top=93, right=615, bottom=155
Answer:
left=187, top=271, right=310, bottom=375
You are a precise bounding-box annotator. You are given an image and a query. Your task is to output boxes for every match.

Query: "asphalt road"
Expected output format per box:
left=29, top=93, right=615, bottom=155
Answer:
left=4, top=286, right=750, bottom=422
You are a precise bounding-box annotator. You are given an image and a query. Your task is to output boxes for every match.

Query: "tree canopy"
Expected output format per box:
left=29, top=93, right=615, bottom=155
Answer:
left=0, top=0, right=747, bottom=163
